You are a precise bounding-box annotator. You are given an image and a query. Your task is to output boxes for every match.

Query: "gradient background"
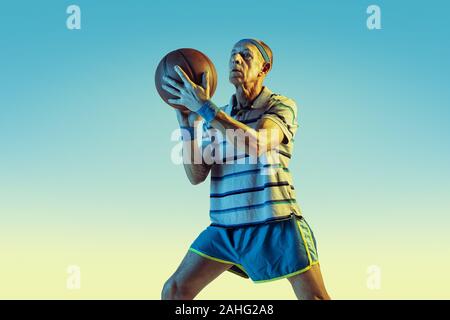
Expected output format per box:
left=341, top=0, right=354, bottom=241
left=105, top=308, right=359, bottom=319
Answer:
left=1, top=0, right=449, bottom=299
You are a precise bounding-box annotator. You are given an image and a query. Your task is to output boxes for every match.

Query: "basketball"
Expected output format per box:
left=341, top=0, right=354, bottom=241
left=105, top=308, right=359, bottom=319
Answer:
left=155, top=48, right=218, bottom=112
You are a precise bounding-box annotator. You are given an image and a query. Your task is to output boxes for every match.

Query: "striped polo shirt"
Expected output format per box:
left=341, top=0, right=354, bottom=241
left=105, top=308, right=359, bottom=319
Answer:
left=201, top=86, right=302, bottom=227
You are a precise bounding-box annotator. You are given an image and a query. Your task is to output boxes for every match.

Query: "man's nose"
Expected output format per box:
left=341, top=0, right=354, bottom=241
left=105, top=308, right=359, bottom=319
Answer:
left=231, top=53, right=243, bottom=65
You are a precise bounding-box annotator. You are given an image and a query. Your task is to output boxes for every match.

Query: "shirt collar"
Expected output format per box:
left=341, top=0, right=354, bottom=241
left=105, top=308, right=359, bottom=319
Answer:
left=230, top=87, right=273, bottom=115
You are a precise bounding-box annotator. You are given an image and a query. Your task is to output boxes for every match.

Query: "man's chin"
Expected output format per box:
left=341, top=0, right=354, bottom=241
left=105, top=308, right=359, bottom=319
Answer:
left=229, top=77, right=244, bottom=85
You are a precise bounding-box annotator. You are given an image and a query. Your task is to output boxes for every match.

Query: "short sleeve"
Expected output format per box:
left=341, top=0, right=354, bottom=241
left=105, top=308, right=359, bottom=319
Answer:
left=260, top=98, right=299, bottom=144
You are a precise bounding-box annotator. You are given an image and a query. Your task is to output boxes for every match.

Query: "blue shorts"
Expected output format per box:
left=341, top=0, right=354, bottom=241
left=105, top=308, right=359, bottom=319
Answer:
left=189, top=214, right=319, bottom=283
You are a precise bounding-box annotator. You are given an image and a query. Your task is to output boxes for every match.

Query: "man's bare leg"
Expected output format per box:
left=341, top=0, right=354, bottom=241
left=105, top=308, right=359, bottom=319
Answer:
left=287, top=263, right=331, bottom=300
left=162, top=250, right=233, bottom=300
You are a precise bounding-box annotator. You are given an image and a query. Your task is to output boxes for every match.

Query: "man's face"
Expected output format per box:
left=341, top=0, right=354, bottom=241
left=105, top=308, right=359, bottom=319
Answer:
left=229, top=41, right=266, bottom=86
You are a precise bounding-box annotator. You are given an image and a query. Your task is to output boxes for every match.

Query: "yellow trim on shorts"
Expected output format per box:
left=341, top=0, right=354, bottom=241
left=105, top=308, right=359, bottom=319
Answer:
left=188, top=247, right=248, bottom=274
left=189, top=217, right=320, bottom=284
left=303, top=220, right=318, bottom=254
left=254, top=218, right=320, bottom=284
left=253, top=261, right=320, bottom=284
left=296, top=218, right=313, bottom=265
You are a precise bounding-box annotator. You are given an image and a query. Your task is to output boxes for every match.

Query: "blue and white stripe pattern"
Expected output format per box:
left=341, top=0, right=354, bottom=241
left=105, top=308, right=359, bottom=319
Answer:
left=202, top=87, right=301, bottom=227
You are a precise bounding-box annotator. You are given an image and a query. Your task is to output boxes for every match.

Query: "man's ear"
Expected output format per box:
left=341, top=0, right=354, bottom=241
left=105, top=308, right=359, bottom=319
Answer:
left=261, top=62, right=271, bottom=74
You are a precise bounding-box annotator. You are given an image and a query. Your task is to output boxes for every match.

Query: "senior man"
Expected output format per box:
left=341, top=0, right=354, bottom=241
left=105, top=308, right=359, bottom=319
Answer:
left=161, top=38, right=330, bottom=300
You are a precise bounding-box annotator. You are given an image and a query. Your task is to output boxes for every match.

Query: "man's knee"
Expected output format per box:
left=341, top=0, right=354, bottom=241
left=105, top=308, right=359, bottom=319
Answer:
left=161, top=277, right=195, bottom=300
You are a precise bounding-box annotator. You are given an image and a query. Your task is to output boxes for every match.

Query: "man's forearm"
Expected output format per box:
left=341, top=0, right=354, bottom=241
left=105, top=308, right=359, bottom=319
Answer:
left=181, top=139, right=211, bottom=184
left=209, top=109, right=262, bottom=157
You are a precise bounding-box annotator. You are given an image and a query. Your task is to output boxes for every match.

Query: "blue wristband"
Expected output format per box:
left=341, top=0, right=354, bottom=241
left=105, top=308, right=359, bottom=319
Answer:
left=197, top=100, right=220, bottom=123
left=179, top=126, right=196, bottom=141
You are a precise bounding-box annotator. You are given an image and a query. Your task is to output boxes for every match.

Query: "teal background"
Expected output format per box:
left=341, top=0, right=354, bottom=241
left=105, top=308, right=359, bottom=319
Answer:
left=0, top=0, right=449, bottom=298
